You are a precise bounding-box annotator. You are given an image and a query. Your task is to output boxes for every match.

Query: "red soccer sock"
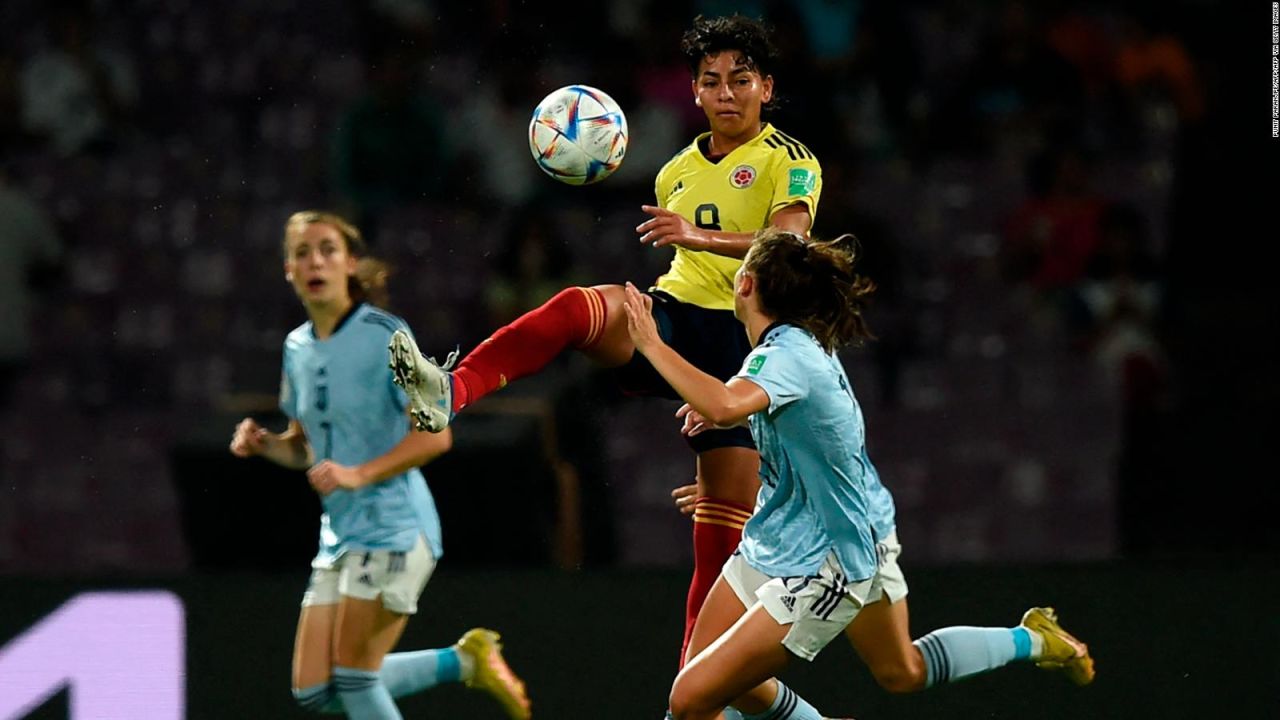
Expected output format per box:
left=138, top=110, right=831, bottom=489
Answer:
left=450, top=287, right=606, bottom=412
left=680, top=497, right=754, bottom=667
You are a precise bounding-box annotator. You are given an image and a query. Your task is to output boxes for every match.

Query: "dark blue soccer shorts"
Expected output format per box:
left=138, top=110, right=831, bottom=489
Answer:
left=613, top=290, right=757, bottom=453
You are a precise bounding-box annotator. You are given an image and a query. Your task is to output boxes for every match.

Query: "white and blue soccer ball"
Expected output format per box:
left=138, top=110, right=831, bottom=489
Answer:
left=529, top=85, right=628, bottom=185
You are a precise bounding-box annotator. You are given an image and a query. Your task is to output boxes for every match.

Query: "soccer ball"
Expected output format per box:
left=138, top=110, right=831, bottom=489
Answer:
left=529, top=85, right=628, bottom=185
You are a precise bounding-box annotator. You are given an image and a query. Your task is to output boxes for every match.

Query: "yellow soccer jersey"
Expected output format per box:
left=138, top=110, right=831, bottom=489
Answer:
left=652, top=123, right=822, bottom=310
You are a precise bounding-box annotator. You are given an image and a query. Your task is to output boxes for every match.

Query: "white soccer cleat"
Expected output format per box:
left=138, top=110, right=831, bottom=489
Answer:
left=387, top=329, right=455, bottom=433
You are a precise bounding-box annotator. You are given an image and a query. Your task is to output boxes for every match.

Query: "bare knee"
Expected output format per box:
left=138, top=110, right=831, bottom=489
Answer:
left=668, top=682, right=698, bottom=719
left=331, top=632, right=380, bottom=671
left=588, top=284, right=627, bottom=330
left=590, top=283, right=626, bottom=305
left=870, top=650, right=928, bottom=694
left=332, top=646, right=378, bottom=671
left=581, top=284, right=633, bottom=365
left=668, top=676, right=717, bottom=720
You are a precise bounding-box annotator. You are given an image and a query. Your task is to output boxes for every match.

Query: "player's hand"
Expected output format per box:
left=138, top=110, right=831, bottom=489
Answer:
left=230, top=417, right=270, bottom=457
left=622, top=282, right=662, bottom=353
left=671, top=483, right=698, bottom=516
left=307, top=461, right=367, bottom=495
left=675, top=403, right=712, bottom=436
left=637, top=205, right=711, bottom=251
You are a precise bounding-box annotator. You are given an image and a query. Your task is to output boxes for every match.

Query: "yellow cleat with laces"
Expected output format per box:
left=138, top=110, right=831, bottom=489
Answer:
left=1020, top=607, right=1096, bottom=686
left=457, top=628, right=532, bottom=719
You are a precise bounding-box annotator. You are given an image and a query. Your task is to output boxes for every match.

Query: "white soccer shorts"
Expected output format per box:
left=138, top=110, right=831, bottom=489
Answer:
left=722, top=532, right=908, bottom=661
left=301, top=534, right=436, bottom=615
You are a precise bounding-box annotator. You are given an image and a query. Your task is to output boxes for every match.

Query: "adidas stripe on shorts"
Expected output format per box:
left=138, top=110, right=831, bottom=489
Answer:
left=722, top=532, right=908, bottom=661
left=301, top=534, right=436, bottom=614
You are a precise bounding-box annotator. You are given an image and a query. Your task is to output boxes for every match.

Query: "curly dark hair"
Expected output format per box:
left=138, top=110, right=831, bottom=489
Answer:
left=680, top=14, right=779, bottom=79
left=745, top=228, right=877, bottom=352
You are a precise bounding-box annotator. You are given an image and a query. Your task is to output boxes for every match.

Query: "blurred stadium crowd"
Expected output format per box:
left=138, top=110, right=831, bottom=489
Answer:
left=0, top=0, right=1257, bottom=576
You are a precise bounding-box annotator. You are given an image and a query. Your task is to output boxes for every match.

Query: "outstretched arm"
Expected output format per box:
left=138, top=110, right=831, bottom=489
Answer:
left=635, top=203, right=811, bottom=259
left=622, top=283, right=768, bottom=426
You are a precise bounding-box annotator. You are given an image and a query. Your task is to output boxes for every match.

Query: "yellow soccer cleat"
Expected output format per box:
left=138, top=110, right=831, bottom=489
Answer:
left=457, top=628, right=532, bottom=719
left=1020, top=607, right=1096, bottom=686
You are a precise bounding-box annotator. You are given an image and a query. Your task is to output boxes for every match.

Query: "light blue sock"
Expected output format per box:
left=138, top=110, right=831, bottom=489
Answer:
left=741, top=682, right=822, bottom=720
left=332, top=666, right=402, bottom=720
left=293, top=682, right=341, bottom=714
left=913, top=626, right=1029, bottom=687
left=380, top=647, right=463, bottom=697
left=304, top=647, right=462, bottom=713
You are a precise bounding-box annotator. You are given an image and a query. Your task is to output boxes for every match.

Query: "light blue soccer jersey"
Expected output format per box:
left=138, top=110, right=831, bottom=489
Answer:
left=279, top=303, right=443, bottom=568
left=734, top=323, right=897, bottom=581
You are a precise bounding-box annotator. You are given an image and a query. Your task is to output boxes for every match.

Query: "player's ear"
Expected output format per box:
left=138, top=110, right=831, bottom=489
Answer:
left=760, top=75, right=774, bottom=104
left=284, top=261, right=293, bottom=283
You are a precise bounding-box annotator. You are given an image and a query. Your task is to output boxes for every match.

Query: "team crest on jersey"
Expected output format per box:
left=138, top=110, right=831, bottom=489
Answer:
left=730, top=164, right=756, bottom=188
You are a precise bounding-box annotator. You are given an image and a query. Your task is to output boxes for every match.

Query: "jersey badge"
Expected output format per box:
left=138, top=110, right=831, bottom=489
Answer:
left=788, top=168, right=816, bottom=196
left=730, top=164, right=757, bottom=189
